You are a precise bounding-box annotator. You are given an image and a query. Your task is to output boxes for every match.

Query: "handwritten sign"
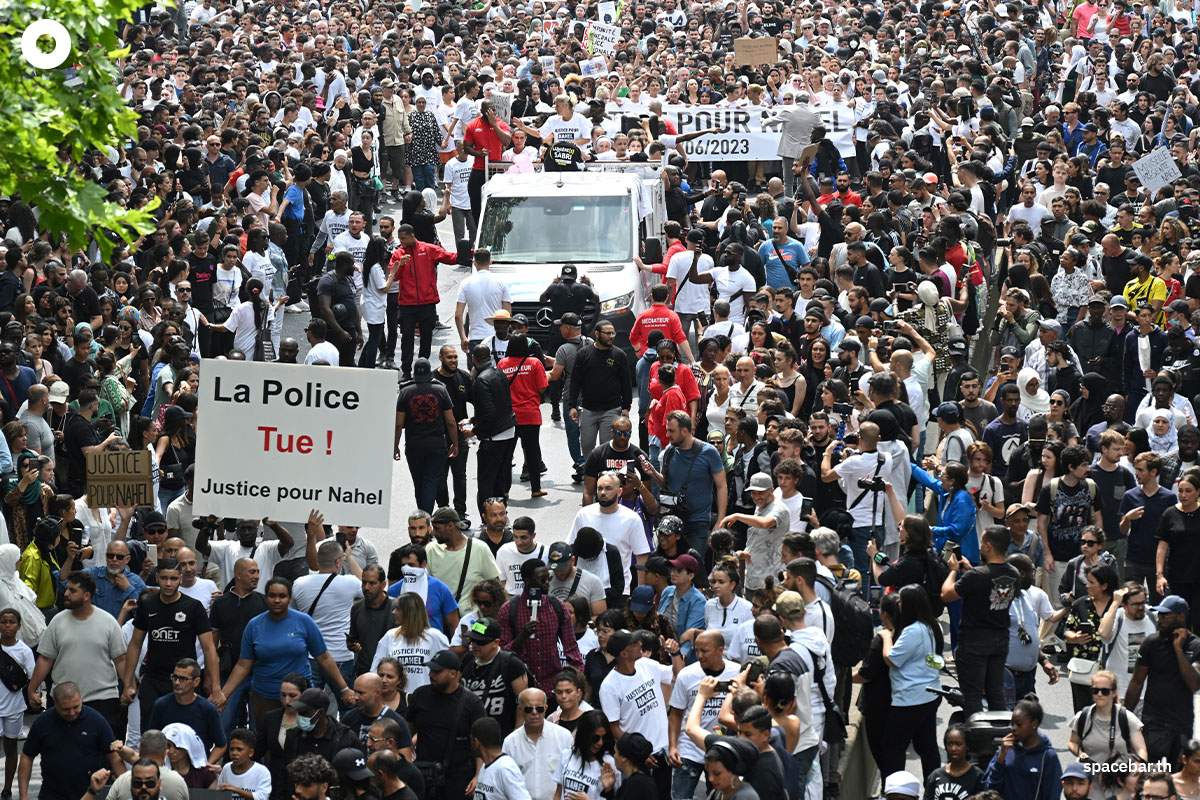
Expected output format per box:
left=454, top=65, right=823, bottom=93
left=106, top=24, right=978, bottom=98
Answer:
left=194, top=360, right=395, bottom=526
left=588, top=22, right=621, bottom=56
left=598, top=1, right=617, bottom=23
left=1132, top=146, right=1182, bottom=195
left=734, top=36, right=777, bottom=67
left=87, top=450, right=153, bottom=508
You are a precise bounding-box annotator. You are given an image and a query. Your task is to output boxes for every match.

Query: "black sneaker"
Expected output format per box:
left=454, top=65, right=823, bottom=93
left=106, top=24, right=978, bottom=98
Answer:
left=551, top=409, right=562, bottom=422
left=571, top=464, right=585, bottom=484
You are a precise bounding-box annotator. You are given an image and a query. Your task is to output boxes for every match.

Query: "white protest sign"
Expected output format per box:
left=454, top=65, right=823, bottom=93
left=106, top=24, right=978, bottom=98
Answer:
left=598, top=1, right=617, bottom=23
left=580, top=55, right=609, bottom=77
left=194, top=360, right=395, bottom=526
left=660, top=105, right=780, bottom=161
left=1133, top=146, right=1182, bottom=195
left=539, top=55, right=557, bottom=75
left=588, top=22, right=621, bottom=56
left=813, top=101, right=857, bottom=158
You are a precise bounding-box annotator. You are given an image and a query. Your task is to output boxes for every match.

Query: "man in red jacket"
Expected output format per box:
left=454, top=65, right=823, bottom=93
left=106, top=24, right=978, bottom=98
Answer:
left=389, top=224, right=458, bottom=379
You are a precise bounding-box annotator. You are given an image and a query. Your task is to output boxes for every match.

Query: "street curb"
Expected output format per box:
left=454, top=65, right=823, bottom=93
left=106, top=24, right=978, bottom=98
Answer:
left=838, top=694, right=876, bottom=798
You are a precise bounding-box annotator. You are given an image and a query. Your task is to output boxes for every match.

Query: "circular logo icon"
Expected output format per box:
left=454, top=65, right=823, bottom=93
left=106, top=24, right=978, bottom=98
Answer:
left=536, top=308, right=555, bottom=327
left=21, top=20, right=71, bottom=70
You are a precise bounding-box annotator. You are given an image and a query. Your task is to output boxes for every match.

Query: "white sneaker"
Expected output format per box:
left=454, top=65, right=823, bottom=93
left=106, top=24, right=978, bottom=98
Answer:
left=295, top=300, right=310, bottom=311
left=285, top=304, right=304, bottom=314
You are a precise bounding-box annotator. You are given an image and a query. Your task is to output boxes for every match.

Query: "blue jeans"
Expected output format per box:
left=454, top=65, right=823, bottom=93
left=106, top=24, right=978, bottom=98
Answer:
left=219, top=680, right=252, bottom=735
left=412, top=163, right=437, bottom=193
left=309, top=657, right=356, bottom=713
left=563, top=398, right=582, bottom=467
left=359, top=322, right=384, bottom=368
left=158, top=485, right=184, bottom=513
left=648, top=434, right=663, bottom=470
left=406, top=444, right=449, bottom=513
left=670, top=759, right=704, bottom=800
left=683, top=519, right=710, bottom=558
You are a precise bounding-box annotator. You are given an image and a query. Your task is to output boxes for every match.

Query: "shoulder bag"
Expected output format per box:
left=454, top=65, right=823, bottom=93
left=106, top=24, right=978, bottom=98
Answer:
left=413, top=686, right=470, bottom=793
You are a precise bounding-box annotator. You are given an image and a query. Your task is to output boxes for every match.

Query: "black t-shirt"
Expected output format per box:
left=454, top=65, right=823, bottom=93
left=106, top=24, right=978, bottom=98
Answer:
left=133, top=592, right=212, bottom=679
left=434, top=368, right=473, bottom=422
left=460, top=651, right=529, bottom=736
left=1102, top=250, right=1133, bottom=297
left=60, top=356, right=94, bottom=396
left=63, top=410, right=100, bottom=497
left=396, top=380, right=453, bottom=447
left=65, top=285, right=102, bottom=326
left=703, top=734, right=784, bottom=800
left=924, top=765, right=984, bottom=800
left=1090, top=464, right=1136, bottom=539
left=405, top=685, right=486, bottom=775
left=1156, top=505, right=1200, bottom=583
left=341, top=706, right=412, bottom=751
left=317, top=271, right=359, bottom=331
left=955, top=562, right=1020, bottom=637
left=1137, top=629, right=1200, bottom=726
left=209, top=589, right=269, bottom=678
left=187, top=251, right=218, bottom=312
left=543, top=142, right=584, bottom=172
left=583, top=441, right=651, bottom=480
left=1037, top=478, right=1102, bottom=561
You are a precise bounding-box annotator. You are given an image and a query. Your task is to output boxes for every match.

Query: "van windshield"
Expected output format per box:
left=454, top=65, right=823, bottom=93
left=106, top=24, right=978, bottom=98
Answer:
left=478, top=195, right=633, bottom=262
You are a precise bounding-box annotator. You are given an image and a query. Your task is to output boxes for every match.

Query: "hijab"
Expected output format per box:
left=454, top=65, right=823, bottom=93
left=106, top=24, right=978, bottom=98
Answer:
left=1069, top=372, right=1108, bottom=432
left=14, top=453, right=41, bottom=506
left=0, top=543, right=46, bottom=647
left=1018, top=367, right=1051, bottom=416
left=1149, top=410, right=1178, bottom=454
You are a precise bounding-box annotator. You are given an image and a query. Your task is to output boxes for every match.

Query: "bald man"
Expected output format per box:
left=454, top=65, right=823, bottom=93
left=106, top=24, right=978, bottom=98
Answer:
left=501, top=688, right=573, bottom=800
left=729, top=356, right=765, bottom=415
left=820, top=421, right=895, bottom=578
left=342, top=672, right=411, bottom=752
left=66, top=268, right=104, bottom=330
left=177, top=546, right=220, bottom=611
left=667, top=631, right=740, bottom=800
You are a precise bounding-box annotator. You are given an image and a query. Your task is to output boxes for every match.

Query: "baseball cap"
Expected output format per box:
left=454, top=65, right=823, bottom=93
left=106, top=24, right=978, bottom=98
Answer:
left=635, top=555, right=671, bottom=577
left=164, top=405, right=193, bottom=423
left=431, top=507, right=469, bottom=529
left=511, top=313, right=529, bottom=327
left=934, top=402, right=962, bottom=422
left=1169, top=299, right=1191, bottom=314
left=948, top=337, right=968, bottom=356
left=775, top=591, right=805, bottom=617
left=333, top=749, right=374, bottom=781
left=47, top=382, right=69, bottom=404
left=922, top=172, right=939, bottom=185
left=413, top=358, right=433, bottom=382
left=1004, top=502, right=1035, bottom=519
left=1151, top=595, right=1191, bottom=615
left=748, top=473, right=774, bottom=492
left=999, top=345, right=1021, bottom=360
left=554, top=312, right=582, bottom=327
left=1110, top=295, right=1131, bottom=309
left=1061, top=762, right=1091, bottom=782
left=466, top=617, right=501, bottom=643
left=1038, top=319, right=1062, bottom=335
left=668, top=554, right=699, bottom=574
left=630, top=585, right=657, bottom=613
left=855, top=315, right=875, bottom=329
left=547, top=541, right=572, bottom=570
left=655, top=515, right=684, bottom=537
left=872, top=69, right=887, bottom=82
left=1087, top=293, right=1107, bottom=305
left=428, top=649, right=462, bottom=672
left=1083, top=122, right=1099, bottom=133
left=1021, top=117, right=1035, bottom=127
left=561, top=263, right=578, bottom=279
left=883, top=771, right=922, bottom=798
left=143, top=510, right=168, bottom=531
left=686, top=228, right=706, bottom=244
left=289, top=687, right=330, bottom=714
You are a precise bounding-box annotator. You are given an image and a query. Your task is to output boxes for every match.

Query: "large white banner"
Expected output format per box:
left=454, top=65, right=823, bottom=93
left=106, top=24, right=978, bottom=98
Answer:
left=194, top=360, right=395, bottom=526
left=659, top=105, right=780, bottom=162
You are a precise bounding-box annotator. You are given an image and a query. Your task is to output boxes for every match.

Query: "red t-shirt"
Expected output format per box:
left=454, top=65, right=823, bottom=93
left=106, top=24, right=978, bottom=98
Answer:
left=498, top=355, right=548, bottom=425
left=464, top=117, right=512, bottom=170
left=649, top=361, right=700, bottom=405
left=649, top=385, right=687, bottom=440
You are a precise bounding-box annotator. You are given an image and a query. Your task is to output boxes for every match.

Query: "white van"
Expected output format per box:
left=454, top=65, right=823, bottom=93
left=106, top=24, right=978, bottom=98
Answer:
left=474, top=165, right=666, bottom=358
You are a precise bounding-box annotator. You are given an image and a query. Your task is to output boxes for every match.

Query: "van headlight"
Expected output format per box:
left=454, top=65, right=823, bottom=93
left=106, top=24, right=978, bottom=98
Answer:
left=600, top=292, right=634, bottom=313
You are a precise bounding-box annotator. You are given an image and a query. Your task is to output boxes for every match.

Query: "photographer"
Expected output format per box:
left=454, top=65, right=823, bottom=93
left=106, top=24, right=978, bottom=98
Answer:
left=820, top=420, right=893, bottom=583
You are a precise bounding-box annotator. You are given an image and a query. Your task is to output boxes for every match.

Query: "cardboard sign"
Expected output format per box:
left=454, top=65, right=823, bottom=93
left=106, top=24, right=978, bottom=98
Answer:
left=193, top=360, right=396, bottom=526
left=87, top=450, right=153, bottom=508
left=734, top=36, right=777, bottom=67
left=1133, top=146, right=1182, bottom=195
left=598, top=1, right=617, bottom=23
left=588, top=22, right=621, bottom=56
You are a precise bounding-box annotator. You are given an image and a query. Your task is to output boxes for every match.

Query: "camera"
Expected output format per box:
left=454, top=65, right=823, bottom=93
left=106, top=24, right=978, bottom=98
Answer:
left=882, top=320, right=899, bottom=335
left=832, top=402, right=854, bottom=416
left=528, top=587, right=543, bottom=601
left=1017, top=625, right=1033, bottom=646
left=995, top=238, right=1013, bottom=247
left=857, top=476, right=887, bottom=491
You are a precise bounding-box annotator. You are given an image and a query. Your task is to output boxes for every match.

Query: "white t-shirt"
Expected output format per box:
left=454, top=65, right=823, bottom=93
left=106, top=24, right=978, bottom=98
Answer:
left=291, top=573, right=363, bottom=662
left=495, top=543, right=547, bottom=594
left=774, top=489, right=807, bottom=534
left=216, top=762, right=272, bottom=800
left=710, top=267, right=757, bottom=325
left=474, top=753, right=531, bottom=800
left=704, top=595, right=754, bottom=646
left=0, top=641, right=34, bottom=717
left=444, top=158, right=474, bottom=209
left=666, top=251, right=714, bottom=314
left=208, top=539, right=283, bottom=592
left=805, top=598, right=835, bottom=644
left=221, top=302, right=274, bottom=357
left=725, top=618, right=761, bottom=663
left=539, top=114, right=592, bottom=150
left=371, top=627, right=451, bottom=693
left=569, top=505, right=651, bottom=589
left=458, top=271, right=513, bottom=339
left=834, top=450, right=894, bottom=527
left=669, top=660, right=741, bottom=763
left=361, top=261, right=389, bottom=326
left=332, top=231, right=368, bottom=291
left=552, top=750, right=617, bottom=800
left=453, top=97, right=480, bottom=139
left=305, top=341, right=343, bottom=366
left=1102, top=609, right=1157, bottom=698
left=598, top=658, right=672, bottom=749
left=180, top=579, right=219, bottom=613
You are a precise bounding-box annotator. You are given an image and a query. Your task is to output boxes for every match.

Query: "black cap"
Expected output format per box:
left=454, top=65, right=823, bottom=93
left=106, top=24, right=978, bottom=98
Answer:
left=289, top=687, right=330, bottom=714
left=561, top=263, right=578, bottom=279
left=143, top=510, right=167, bottom=530
left=333, top=749, right=373, bottom=781
left=413, top=358, right=433, bottom=382
left=554, top=312, right=582, bottom=327
left=635, top=555, right=671, bottom=576
left=573, top=527, right=604, bottom=560
left=466, top=617, right=501, bottom=643
left=428, top=649, right=462, bottom=672
left=606, top=629, right=634, bottom=657
left=869, top=297, right=890, bottom=313
left=855, top=315, right=875, bottom=329
left=686, top=228, right=706, bottom=244
left=547, top=541, right=572, bottom=570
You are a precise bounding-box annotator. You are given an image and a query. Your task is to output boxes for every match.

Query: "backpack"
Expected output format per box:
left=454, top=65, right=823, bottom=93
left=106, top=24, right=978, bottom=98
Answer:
left=1073, top=704, right=1133, bottom=756
left=1049, top=476, right=1098, bottom=505
left=814, top=574, right=874, bottom=668
left=508, top=592, right=564, bottom=632
left=923, top=548, right=951, bottom=617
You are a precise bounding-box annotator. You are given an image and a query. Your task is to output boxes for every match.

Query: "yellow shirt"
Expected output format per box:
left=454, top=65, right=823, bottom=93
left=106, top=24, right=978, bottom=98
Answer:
left=1123, top=275, right=1168, bottom=326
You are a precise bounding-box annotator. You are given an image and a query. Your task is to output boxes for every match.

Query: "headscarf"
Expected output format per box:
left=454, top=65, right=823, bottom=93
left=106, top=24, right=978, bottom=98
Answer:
left=0, top=543, right=46, bottom=647
left=1069, top=373, right=1108, bottom=432
left=1063, top=45, right=1091, bottom=80
left=1018, top=367, right=1051, bottom=416
left=1149, top=410, right=1178, bottom=454
left=14, top=453, right=41, bottom=506
left=916, top=280, right=947, bottom=337
left=118, top=306, right=140, bottom=325
left=163, top=723, right=208, bottom=768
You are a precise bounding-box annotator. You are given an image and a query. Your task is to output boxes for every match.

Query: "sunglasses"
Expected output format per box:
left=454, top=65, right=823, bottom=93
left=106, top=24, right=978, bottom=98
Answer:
left=1049, top=399, right=1065, bottom=406
left=522, top=705, right=547, bottom=714
left=612, top=430, right=631, bottom=437
left=106, top=552, right=128, bottom=560
left=1081, top=540, right=1100, bottom=546
left=1091, top=686, right=1113, bottom=695
left=130, top=779, right=159, bottom=789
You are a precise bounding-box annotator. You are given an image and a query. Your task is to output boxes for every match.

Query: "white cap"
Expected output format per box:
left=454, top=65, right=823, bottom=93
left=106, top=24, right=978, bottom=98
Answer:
left=883, top=771, right=922, bottom=799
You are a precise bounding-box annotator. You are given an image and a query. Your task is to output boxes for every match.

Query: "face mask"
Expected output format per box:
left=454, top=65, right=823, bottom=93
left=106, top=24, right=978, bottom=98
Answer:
left=297, top=714, right=317, bottom=732
left=1170, top=317, right=1183, bottom=327
left=917, top=47, right=928, bottom=55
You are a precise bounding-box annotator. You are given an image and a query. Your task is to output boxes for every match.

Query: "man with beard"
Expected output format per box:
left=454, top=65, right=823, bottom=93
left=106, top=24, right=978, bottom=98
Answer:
left=957, top=370, right=999, bottom=436
left=1069, top=294, right=1119, bottom=387
left=406, top=650, right=486, bottom=800
left=500, top=560, right=581, bottom=694
left=1160, top=423, right=1200, bottom=490
left=1100, top=582, right=1159, bottom=715
left=427, top=507, right=500, bottom=615
left=1123, top=596, right=1200, bottom=764
left=434, top=345, right=473, bottom=522
left=459, top=617, right=529, bottom=735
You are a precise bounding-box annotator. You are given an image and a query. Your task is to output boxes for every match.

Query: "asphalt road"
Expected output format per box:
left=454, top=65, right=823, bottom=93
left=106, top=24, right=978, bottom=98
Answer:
left=276, top=198, right=1197, bottom=792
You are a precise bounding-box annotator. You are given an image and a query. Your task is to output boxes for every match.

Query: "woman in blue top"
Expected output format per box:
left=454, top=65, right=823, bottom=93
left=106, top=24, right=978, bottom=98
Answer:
left=911, top=460, right=978, bottom=653
left=220, top=576, right=355, bottom=731
left=983, top=696, right=1063, bottom=800
left=878, top=584, right=944, bottom=781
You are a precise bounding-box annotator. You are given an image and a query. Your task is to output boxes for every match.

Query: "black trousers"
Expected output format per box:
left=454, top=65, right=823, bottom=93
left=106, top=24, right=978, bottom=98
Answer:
left=138, top=673, right=173, bottom=733
left=384, top=295, right=400, bottom=360
left=86, top=696, right=127, bottom=742
left=438, top=439, right=471, bottom=516
left=957, top=633, right=1010, bottom=715
left=879, top=698, right=942, bottom=780
left=477, top=437, right=517, bottom=519
left=397, top=302, right=437, bottom=374
left=517, top=424, right=542, bottom=491
left=468, top=168, right=486, bottom=227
